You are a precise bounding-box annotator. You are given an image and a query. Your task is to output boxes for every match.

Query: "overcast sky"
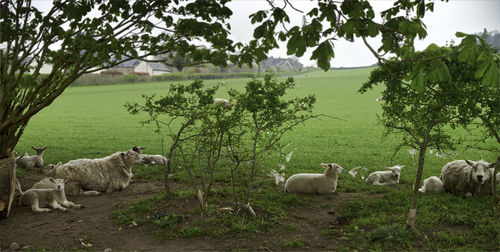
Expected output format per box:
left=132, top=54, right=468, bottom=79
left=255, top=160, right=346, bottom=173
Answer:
left=227, top=0, right=500, bottom=67
left=27, top=0, right=500, bottom=68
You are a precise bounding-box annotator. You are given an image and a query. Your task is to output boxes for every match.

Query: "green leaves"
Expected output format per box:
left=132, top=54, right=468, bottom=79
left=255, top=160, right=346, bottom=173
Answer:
left=311, top=41, right=334, bottom=71
left=481, top=61, right=499, bottom=87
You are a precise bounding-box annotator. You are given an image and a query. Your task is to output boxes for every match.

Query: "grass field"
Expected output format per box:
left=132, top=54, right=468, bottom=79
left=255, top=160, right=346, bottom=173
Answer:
left=15, top=68, right=499, bottom=250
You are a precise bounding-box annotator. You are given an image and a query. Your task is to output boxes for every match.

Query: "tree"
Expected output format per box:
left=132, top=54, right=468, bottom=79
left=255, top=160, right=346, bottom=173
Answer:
left=360, top=40, right=498, bottom=228
left=0, top=0, right=245, bottom=218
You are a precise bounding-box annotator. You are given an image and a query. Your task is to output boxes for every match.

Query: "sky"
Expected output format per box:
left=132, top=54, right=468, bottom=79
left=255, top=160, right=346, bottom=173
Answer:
left=227, top=0, right=500, bottom=67
left=19, top=0, right=500, bottom=68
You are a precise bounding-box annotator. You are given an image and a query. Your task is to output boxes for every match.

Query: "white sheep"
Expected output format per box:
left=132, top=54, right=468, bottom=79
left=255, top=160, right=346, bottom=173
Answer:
left=17, top=177, right=76, bottom=212
left=366, top=165, right=403, bottom=186
left=284, top=163, right=344, bottom=194
left=30, top=177, right=83, bottom=209
left=440, top=160, right=496, bottom=197
left=43, top=148, right=144, bottom=195
left=419, top=176, right=445, bottom=193
left=131, top=146, right=167, bottom=165
left=213, top=98, right=231, bottom=108
left=15, top=146, right=47, bottom=168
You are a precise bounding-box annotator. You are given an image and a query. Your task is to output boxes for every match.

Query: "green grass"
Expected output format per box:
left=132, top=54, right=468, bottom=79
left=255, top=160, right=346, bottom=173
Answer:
left=16, top=68, right=499, bottom=250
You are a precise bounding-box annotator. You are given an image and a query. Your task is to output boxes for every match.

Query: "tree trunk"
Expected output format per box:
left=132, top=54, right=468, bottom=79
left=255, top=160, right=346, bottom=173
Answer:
left=493, top=154, right=500, bottom=212
left=0, top=151, right=16, bottom=218
left=406, top=144, right=428, bottom=229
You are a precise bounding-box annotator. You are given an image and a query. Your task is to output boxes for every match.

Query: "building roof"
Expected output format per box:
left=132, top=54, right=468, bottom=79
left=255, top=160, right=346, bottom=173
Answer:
left=147, top=62, right=170, bottom=71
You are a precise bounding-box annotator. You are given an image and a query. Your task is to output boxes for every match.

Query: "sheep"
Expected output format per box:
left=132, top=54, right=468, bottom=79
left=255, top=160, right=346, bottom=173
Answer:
left=284, top=163, right=344, bottom=194
left=16, top=177, right=76, bottom=212
left=213, top=98, right=231, bottom=108
left=366, top=165, right=403, bottom=186
left=43, top=148, right=145, bottom=195
left=15, top=146, right=47, bottom=169
left=419, top=176, right=445, bottom=193
left=440, top=160, right=496, bottom=197
left=30, top=177, right=83, bottom=209
left=131, top=146, right=167, bottom=165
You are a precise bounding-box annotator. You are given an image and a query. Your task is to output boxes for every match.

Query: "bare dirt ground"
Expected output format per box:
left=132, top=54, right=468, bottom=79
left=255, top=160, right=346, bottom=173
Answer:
left=1, top=171, right=356, bottom=251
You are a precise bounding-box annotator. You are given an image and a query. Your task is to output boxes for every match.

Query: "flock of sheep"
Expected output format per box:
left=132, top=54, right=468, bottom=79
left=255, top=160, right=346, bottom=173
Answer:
left=13, top=145, right=500, bottom=213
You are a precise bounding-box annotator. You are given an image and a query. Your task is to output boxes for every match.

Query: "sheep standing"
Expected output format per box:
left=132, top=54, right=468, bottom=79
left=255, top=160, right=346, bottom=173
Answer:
left=284, top=163, right=344, bottom=194
left=17, top=177, right=75, bottom=212
left=44, top=148, right=144, bottom=195
left=15, top=146, right=47, bottom=168
left=419, top=176, right=445, bottom=193
left=440, top=160, right=496, bottom=197
left=366, top=165, right=403, bottom=186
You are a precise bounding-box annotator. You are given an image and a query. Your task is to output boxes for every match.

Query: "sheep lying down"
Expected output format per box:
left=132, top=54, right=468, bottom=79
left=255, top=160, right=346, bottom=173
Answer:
left=366, top=165, right=403, bottom=186
left=440, top=160, right=496, bottom=197
left=44, top=148, right=144, bottom=195
left=419, top=176, right=445, bottom=193
left=284, top=163, right=344, bottom=194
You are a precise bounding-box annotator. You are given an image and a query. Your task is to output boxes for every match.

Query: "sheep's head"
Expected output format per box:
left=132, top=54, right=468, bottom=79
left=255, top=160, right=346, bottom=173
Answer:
left=32, top=146, right=48, bottom=155
left=466, top=160, right=494, bottom=185
left=321, top=163, right=344, bottom=177
left=132, top=146, right=146, bottom=154
left=42, top=162, right=62, bottom=175
left=386, top=165, right=403, bottom=181
left=48, top=177, right=66, bottom=191
left=122, top=149, right=145, bottom=166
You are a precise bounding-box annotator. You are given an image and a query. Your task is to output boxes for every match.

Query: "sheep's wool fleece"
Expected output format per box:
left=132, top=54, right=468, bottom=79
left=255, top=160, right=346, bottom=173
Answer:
left=440, top=160, right=493, bottom=196
left=48, top=151, right=135, bottom=195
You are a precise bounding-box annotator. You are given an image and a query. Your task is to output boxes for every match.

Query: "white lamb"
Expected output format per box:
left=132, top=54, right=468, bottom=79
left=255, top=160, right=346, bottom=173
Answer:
left=15, top=146, right=47, bottom=169
left=419, top=176, right=445, bottom=193
left=30, top=177, right=83, bottom=209
left=131, top=146, right=167, bottom=165
left=284, top=163, right=344, bottom=194
left=213, top=98, right=231, bottom=108
left=440, top=160, right=496, bottom=197
left=17, top=177, right=79, bottom=212
left=43, top=148, right=144, bottom=195
left=366, top=165, right=403, bottom=186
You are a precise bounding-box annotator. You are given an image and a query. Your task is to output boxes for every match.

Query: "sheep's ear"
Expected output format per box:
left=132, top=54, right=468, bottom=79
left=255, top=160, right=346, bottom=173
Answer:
left=49, top=177, right=55, bottom=183
left=31, top=146, right=36, bottom=150
left=56, top=162, right=62, bottom=167
left=399, top=165, right=404, bottom=169
left=488, top=162, right=497, bottom=168
left=64, top=176, right=69, bottom=182
left=465, top=160, right=474, bottom=167
left=386, top=167, right=392, bottom=170
left=320, top=163, right=329, bottom=168
left=120, top=152, right=126, bottom=157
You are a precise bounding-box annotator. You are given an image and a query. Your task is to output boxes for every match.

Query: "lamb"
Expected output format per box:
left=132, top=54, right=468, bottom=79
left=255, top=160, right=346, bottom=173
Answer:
left=213, top=98, right=231, bottom=108
left=419, top=176, right=445, bottom=193
left=440, top=160, right=496, bottom=197
left=132, top=146, right=167, bottom=165
left=366, top=165, right=403, bottom=186
left=30, top=177, right=83, bottom=209
left=15, top=146, right=47, bottom=169
left=284, top=163, right=344, bottom=194
left=43, top=148, right=144, bottom=195
left=17, top=177, right=78, bottom=212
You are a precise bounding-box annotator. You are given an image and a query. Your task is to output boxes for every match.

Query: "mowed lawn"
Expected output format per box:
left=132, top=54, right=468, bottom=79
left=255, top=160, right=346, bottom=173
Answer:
left=15, top=68, right=499, bottom=250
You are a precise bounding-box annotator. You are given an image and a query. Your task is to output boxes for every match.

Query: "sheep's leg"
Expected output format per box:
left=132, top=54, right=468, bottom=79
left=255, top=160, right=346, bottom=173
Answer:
left=31, top=199, right=51, bottom=213
left=50, top=200, right=68, bottom=212
left=62, top=200, right=83, bottom=209
left=82, top=190, right=101, bottom=196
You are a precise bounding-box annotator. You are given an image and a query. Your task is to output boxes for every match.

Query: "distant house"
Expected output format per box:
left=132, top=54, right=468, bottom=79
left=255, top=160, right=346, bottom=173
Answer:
left=259, top=57, right=303, bottom=72
left=135, top=61, right=171, bottom=76
left=110, top=59, right=141, bottom=74
left=22, top=57, right=53, bottom=74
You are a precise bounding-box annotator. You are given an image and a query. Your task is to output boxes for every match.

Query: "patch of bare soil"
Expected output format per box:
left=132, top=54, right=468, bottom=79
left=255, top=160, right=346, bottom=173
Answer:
left=1, top=172, right=357, bottom=251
